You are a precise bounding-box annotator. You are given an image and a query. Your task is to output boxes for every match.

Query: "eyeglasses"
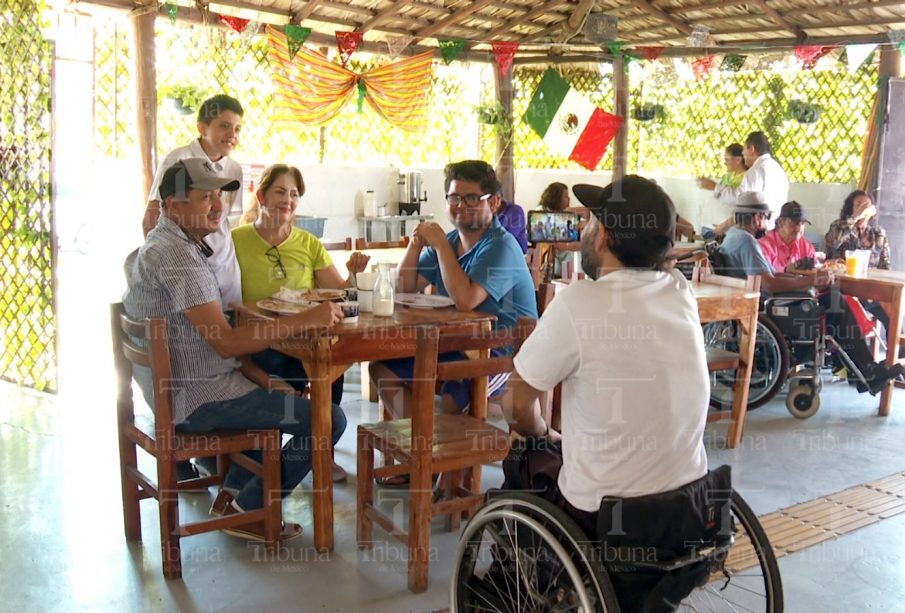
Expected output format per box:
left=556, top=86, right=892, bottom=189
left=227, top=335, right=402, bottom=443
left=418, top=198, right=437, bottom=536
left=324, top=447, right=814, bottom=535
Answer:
left=445, top=193, right=492, bottom=207
left=266, top=245, right=287, bottom=280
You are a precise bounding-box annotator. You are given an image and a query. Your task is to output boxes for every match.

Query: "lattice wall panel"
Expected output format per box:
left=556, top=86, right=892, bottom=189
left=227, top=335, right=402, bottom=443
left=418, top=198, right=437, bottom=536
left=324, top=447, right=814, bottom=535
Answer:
left=0, top=0, right=55, bottom=391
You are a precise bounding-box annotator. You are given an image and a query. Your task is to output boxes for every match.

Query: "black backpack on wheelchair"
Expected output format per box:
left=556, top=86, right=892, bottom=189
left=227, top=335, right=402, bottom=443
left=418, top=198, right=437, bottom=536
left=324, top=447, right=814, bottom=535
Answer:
left=486, top=439, right=765, bottom=612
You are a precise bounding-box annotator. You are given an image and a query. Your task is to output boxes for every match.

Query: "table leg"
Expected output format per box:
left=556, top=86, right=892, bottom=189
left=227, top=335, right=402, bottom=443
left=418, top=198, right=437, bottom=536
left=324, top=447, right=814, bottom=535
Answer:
left=309, top=337, right=334, bottom=552
left=726, top=309, right=757, bottom=449
left=879, top=286, right=904, bottom=416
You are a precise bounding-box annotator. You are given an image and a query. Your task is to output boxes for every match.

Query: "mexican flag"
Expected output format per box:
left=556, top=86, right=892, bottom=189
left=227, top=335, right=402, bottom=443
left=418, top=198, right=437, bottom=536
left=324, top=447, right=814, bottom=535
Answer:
left=524, top=68, right=623, bottom=170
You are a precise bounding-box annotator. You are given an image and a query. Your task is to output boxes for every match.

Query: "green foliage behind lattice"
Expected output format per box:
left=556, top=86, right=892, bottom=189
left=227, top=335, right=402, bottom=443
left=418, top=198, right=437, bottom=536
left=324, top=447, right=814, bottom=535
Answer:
left=511, top=62, right=876, bottom=185
left=95, top=16, right=877, bottom=189
left=100, top=22, right=479, bottom=173
left=511, top=67, right=626, bottom=172
left=634, top=62, right=877, bottom=184
left=94, top=21, right=135, bottom=159
left=0, top=0, right=55, bottom=391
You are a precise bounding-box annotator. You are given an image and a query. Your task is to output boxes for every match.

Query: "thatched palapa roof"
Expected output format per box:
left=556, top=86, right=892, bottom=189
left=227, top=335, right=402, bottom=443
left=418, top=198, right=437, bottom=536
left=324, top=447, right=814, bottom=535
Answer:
left=97, top=0, right=905, bottom=62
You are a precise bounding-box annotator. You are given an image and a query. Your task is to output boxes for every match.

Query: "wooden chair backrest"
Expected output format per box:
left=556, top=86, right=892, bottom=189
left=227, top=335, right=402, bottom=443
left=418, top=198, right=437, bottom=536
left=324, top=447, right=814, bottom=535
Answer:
left=694, top=265, right=761, bottom=292
left=536, top=282, right=556, bottom=315
left=110, top=303, right=175, bottom=447
left=322, top=237, right=352, bottom=250
left=410, top=318, right=536, bottom=435
left=525, top=247, right=543, bottom=288
left=355, top=236, right=410, bottom=250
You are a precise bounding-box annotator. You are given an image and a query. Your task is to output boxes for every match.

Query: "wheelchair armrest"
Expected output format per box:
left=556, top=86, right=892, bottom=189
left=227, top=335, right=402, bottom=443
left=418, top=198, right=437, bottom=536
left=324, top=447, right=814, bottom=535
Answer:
left=763, top=288, right=818, bottom=308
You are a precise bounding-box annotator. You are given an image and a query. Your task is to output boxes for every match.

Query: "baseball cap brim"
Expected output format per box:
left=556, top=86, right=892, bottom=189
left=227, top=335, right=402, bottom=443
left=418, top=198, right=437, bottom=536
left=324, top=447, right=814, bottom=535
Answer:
left=572, top=178, right=676, bottom=245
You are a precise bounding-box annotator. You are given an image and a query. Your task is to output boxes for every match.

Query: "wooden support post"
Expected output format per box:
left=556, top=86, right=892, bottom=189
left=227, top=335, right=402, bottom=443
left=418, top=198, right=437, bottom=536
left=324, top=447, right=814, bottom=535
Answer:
left=493, top=64, right=515, bottom=201
left=612, top=56, right=628, bottom=182
left=879, top=44, right=902, bottom=79
left=133, top=13, right=157, bottom=200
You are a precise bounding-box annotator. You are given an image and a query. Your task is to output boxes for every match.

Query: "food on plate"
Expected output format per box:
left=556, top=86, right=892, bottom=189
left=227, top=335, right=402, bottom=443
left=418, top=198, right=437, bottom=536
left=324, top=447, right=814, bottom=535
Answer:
left=256, top=298, right=312, bottom=314
left=273, top=287, right=345, bottom=303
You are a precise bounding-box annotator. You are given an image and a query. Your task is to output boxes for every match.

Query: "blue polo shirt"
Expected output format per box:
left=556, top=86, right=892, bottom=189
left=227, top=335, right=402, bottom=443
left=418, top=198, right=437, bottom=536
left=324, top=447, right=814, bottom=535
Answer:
left=418, top=217, right=538, bottom=331
left=719, top=226, right=774, bottom=278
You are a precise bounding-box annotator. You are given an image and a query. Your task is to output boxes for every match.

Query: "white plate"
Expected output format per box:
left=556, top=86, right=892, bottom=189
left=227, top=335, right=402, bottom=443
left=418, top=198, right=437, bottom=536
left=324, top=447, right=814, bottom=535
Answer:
left=394, top=293, right=455, bottom=309
left=273, top=287, right=346, bottom=303
left=256, top=298, right=313, bottom=314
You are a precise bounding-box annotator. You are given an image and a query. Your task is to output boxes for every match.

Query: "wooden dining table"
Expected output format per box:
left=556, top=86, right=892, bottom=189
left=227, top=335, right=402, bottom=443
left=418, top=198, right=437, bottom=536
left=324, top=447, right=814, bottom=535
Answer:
left=690, top=279, right=760, bottom=448
left=242, top=303, right=495, bottom=552
left=836, top=268, right=905, bottom=416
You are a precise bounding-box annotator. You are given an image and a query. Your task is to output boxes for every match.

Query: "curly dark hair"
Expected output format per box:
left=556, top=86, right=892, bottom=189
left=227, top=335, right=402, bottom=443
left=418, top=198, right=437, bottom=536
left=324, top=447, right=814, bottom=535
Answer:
left=538, top=182, right=569, bottom=212
left=840, top=190, right=871, bottom=220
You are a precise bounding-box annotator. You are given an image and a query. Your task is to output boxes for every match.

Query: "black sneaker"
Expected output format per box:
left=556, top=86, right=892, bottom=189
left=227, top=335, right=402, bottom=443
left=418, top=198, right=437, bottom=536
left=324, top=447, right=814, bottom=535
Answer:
left=176, top=460, right=200, bottom=481
left=857, top=363, right=905, bottom=395
left=194, top=456, right=219, bottom=477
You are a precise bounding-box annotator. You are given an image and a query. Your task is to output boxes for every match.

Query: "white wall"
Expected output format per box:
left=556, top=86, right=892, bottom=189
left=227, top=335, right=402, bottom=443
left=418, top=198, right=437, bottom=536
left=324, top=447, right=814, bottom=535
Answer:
left=304, top=164, right=856, bottom=250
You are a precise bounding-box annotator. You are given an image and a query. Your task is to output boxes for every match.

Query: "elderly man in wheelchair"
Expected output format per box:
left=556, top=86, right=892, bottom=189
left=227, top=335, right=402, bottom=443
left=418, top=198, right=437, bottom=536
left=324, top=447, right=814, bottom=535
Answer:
left=450, top=177, right=783, bottom=612
left=706, top=194, right=903, bottom=418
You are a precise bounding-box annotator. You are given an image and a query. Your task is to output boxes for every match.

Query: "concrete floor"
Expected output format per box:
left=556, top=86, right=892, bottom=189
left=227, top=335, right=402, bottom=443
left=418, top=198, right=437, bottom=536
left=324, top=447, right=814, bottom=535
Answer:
left=2, top=251, right=904, bottom=611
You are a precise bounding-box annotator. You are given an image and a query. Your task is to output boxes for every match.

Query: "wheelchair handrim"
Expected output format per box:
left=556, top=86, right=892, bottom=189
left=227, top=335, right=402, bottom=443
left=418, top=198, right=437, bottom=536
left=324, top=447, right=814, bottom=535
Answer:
left=451, top=500, right=612, bottom=612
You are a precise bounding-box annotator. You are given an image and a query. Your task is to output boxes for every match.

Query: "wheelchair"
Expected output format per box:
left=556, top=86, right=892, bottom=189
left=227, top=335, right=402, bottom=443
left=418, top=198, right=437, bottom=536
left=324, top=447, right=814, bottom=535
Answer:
left=701, top=243, right=875, bottom=419
left=703, top=290, right=876, bottom=419
left=450, top=487, right=782, bottom=612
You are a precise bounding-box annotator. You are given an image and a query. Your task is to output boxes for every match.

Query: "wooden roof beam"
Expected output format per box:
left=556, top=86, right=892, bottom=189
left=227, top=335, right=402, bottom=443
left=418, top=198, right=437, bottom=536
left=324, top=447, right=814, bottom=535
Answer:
left=357, top=0, right=414, bottom=34
left=412, top=0, right=496, bottom=43
left=746, top=0, right=807, bottom=40
left=785, top=0, right=905, bottom=18
left=295, top=0, right=324, bottom=23
left=631, top=0, right=693, bottom=35
left=410, top=1, right=450, bottom=17
left=483, top=0, right=569, bottom=42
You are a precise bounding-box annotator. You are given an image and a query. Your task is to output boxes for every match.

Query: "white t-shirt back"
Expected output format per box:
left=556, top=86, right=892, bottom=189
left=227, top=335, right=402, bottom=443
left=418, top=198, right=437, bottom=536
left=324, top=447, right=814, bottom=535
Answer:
left=147, top=140, right=243, bottom=309
left=514, top=269, right=709, bottom=512
left=739, top=154, right=790, bottom=230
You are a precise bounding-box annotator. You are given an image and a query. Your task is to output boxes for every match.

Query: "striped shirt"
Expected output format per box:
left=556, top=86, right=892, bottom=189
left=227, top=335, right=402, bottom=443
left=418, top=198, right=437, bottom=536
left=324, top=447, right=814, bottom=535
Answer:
left=123, top=215, right=257, bottom=422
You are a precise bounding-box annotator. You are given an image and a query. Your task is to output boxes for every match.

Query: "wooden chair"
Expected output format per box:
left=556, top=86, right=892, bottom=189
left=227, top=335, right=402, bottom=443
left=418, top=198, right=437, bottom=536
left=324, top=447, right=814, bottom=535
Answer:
left=357, top=318, right=536, bottom=592
left=355, top=236, right=410, bottom=250
left=111, top=303, right=283, bottom=579
left=321, top=237, right=352, bottom=250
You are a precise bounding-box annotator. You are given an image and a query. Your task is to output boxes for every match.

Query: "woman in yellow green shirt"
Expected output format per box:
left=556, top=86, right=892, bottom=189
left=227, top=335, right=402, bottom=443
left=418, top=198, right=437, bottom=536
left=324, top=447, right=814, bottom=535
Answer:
left=233, top=163, right=370, bottom=481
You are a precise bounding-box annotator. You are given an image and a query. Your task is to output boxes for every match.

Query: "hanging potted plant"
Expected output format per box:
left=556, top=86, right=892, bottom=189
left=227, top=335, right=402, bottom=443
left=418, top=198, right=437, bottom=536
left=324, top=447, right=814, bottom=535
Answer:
left=474, top=101, right=513, bottom=140
left=631, top=102, right=664, bottom=122
left=159, top=84, right=206, bottom=115
left=787, top=99, right=822, bottom=124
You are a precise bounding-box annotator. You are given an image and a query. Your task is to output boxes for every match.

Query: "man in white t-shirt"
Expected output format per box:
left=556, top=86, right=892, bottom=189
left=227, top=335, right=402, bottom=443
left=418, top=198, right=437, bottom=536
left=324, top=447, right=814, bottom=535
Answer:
left=505, top=175, right=710, bottom=526
left=143, top=94, right=244, bottom=309
left=714, top=131, right=790, bottom=235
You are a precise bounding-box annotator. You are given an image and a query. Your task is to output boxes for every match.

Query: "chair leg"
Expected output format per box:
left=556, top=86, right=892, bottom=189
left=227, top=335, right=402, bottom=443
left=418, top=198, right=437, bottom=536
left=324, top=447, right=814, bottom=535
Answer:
left=461, top=465, right=482, bottom=521
left=158, top=457, right=182, bottom=579
left=118, top=435, right=142, bottom=541
left=445, top=470, right=463, bottom=532
left=408, top=467, right=433, bottom=593
left=261, top=432, right=282, bottom=553
left=357, top=429, right=375, bottom=549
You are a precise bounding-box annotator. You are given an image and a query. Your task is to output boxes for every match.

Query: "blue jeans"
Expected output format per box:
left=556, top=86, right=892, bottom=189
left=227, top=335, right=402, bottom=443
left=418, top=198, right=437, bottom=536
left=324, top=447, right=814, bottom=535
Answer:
left=251, top=348, right=345, bottom=404
left=177, top=388, right=347, bottom=510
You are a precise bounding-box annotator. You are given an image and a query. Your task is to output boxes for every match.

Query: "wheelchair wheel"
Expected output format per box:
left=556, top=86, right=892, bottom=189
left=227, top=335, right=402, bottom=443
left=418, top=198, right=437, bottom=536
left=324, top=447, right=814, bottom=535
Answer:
left=705, top=315, right=790, bottom=411
left=678, top=491, right=783, bottom=612
left=786, top=382, right=821, bottom=419
left=450, top=492, right=619, bottom=612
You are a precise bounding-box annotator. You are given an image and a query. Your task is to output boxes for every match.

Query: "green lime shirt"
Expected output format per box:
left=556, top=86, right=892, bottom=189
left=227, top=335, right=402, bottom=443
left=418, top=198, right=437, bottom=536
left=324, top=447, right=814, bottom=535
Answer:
left=232, top=224, right=333, bottom=302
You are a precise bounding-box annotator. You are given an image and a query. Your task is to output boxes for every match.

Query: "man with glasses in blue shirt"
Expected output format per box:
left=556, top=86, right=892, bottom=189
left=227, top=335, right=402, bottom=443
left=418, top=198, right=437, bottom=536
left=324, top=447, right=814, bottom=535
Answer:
left=370, top=160, right=538, bottom=423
